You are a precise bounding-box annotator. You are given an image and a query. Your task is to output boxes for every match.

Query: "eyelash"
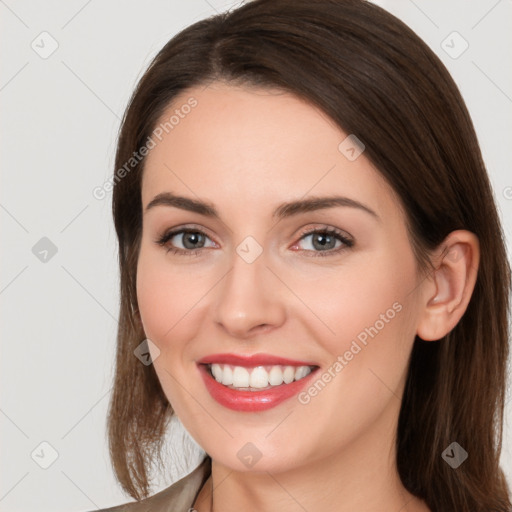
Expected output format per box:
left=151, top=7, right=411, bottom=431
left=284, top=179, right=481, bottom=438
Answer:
left=154, top=225, right=354, bottom=258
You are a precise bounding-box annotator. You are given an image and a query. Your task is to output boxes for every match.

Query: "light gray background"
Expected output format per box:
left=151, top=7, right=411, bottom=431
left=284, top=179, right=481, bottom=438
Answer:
left=1, top=1, right=511, bottom=510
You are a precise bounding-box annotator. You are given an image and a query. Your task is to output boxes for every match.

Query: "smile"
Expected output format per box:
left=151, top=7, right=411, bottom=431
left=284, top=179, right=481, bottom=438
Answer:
left=208, top=363, right=315, bottom=390
left=196, top=353, right=320, bottom=412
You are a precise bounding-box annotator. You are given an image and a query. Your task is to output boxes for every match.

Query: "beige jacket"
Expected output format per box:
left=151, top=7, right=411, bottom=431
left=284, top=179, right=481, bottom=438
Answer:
left=89, top=456, right=211, bottom=512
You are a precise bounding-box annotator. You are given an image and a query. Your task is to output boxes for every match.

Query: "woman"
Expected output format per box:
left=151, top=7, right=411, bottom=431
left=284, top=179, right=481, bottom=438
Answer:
left=94, top=0, right=511, bottom=510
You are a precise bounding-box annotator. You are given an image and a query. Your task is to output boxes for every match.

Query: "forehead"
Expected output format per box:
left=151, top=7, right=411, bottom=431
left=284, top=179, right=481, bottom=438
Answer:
left=141, top=82, right=399, bottom=220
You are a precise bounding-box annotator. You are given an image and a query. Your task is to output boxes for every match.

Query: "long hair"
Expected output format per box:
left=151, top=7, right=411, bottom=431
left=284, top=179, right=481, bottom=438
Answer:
left=108, top=1, right=511, bottom=509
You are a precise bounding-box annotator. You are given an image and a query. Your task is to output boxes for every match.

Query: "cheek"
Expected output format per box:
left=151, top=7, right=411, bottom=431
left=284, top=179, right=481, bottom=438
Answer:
left=304, top=249, right=418, bottom=398
left=135, top=248, right=212, bottom=354
left=136, top=255, right=171, bottom=342
left=292, top=259, right=418, bottom=444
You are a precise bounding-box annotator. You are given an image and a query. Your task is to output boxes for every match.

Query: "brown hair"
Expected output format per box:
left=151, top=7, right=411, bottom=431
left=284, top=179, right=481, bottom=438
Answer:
left=108, top=0, right=512, bottom=509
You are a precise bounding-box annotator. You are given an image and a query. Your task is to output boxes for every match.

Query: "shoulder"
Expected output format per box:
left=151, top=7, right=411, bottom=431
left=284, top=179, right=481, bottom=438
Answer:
left=85, top=456, right=211, bottom=512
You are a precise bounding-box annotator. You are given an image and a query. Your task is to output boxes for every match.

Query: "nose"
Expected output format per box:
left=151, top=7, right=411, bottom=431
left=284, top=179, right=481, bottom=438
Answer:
left=213, top=249, right=287, bottom=339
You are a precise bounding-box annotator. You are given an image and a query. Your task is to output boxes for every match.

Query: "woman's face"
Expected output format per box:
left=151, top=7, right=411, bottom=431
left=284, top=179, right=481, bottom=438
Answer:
left=136, top=82, right=429, bottom=474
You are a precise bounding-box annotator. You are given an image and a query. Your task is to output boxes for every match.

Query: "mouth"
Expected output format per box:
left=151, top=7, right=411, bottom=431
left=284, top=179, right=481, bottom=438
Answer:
left=196, top=353, right=320, bottom=412
left=205, top=363, right=317, bottom=391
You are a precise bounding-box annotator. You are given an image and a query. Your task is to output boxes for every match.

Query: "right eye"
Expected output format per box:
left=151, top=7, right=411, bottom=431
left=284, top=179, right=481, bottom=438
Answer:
left=155, top=227, right=217, bottom=256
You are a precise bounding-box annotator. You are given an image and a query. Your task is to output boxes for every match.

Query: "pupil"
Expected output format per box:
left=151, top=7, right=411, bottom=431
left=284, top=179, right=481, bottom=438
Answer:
left=313, top=233, right=334, bottom=250
left=184, top=232, right=203, bottom=249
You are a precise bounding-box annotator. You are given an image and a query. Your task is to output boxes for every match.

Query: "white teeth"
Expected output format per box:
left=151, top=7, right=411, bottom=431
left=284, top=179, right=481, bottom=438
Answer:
left=208, top=364, right=313, bottom=389
left=221, top=365, right=233, bottom=385
left=211, top=363, right=222, bottom=382
left=283, top=366, right=295, bottom=384
left=294, top=366, right=309, bottom=380
left=249, top=366, right=269, bottom=388
left=268, top=366, right=284, bottom=386
left=232, top=366, right=250, bottom=387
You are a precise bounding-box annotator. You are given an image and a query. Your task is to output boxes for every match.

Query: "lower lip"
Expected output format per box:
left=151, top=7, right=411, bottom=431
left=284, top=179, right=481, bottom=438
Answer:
left=197, top=364, right=318, bottom=412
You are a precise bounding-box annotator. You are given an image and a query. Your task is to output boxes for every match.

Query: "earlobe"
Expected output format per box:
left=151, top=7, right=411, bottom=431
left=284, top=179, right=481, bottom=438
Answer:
left=416, top=230, right=480, bottom=342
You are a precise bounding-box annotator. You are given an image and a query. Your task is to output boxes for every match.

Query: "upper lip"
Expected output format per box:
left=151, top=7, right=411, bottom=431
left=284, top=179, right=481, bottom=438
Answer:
left=197, top=353, right=318, bottom=367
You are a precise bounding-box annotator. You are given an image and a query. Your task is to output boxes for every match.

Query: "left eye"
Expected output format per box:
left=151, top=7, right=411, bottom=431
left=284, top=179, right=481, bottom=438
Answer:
left=297, top=231, right=342, bottom=251
left=292, top=228, right=353, bottom=256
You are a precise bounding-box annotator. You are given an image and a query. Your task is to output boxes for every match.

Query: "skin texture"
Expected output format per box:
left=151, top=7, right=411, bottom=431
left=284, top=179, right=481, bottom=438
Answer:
left=136, top=82, right=479, bottom=512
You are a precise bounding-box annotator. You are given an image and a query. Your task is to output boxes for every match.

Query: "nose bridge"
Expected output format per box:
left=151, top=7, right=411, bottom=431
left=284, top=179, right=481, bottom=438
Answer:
left=214, top=242, right=286, bottom=337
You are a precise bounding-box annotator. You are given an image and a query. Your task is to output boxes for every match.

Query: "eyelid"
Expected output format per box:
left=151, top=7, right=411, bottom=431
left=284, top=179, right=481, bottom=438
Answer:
left=294, top=224, right=353, bottom=243
left=156, top=223, right=216, bottom=240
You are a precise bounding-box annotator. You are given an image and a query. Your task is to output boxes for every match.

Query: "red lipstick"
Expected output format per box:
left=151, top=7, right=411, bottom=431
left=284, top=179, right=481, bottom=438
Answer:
left=196, top=353, right=319, bottom=412
left=196, top=353, right=318, bottom=367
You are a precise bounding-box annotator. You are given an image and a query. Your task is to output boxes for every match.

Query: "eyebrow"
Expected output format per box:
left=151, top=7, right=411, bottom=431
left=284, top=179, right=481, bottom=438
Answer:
left=144, top=192, right=380, bottom=221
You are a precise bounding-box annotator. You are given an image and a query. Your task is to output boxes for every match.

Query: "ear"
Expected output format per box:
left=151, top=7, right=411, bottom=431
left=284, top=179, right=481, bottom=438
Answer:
left=416, top=230, right=480, bottom=341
